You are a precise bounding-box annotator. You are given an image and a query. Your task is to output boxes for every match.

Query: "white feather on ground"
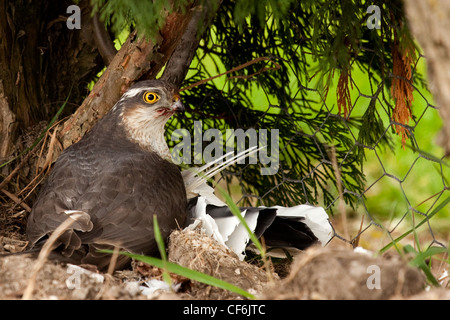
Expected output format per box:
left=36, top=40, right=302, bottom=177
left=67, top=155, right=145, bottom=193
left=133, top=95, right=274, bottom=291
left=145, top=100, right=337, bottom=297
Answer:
left=182, top=147, right=334, bottom=260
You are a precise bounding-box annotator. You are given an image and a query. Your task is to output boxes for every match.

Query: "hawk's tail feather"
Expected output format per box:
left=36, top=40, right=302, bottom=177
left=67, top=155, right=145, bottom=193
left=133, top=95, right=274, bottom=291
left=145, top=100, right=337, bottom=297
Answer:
left=187, top=197, right=334, bottom=260
left=182, top=146, right=261, bottom=198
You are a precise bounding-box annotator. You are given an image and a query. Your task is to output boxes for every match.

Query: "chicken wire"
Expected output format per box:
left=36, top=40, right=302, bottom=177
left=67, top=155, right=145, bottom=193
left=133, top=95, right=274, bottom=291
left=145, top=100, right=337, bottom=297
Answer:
left=172, top=52, right=449, bottom=252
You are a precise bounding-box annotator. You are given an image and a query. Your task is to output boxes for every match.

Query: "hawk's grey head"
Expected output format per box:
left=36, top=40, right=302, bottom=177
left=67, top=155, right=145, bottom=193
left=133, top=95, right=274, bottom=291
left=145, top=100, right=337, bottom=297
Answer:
left=112, top=80, right=185, bottom=159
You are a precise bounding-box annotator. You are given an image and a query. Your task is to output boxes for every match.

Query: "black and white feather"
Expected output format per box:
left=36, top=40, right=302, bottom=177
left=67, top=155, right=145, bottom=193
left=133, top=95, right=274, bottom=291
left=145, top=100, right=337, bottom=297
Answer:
left=182, top=147, right=334, bottom=260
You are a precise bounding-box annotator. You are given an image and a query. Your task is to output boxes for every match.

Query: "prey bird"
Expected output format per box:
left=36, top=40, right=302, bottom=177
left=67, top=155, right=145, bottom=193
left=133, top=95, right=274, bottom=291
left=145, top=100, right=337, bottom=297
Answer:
left=183, top=148, right=334, bottom=260
left=26, top=80, right=187, bottom=270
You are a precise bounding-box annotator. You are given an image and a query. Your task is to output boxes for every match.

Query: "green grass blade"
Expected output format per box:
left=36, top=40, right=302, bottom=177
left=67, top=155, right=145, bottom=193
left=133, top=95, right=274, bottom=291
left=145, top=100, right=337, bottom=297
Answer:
left=380, top=195, right=450, bottom=254
left=403, top=245, right=444, bottom=286
left=216, top=185, right=265, bottom=256
left=152, top=214, right=171, bottom=285
left=409, top=246, right=448, bottom=267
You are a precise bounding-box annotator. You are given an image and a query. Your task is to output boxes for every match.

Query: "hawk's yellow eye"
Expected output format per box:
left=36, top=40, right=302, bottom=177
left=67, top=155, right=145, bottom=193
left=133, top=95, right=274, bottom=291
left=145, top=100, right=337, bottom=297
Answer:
left=143, top=92, right=160, bottom=104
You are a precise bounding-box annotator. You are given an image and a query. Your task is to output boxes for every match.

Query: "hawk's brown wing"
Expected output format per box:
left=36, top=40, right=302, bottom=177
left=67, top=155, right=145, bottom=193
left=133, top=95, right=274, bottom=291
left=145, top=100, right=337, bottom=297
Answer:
left=26, top=147, right=95, bottom=248
left=76, top=152, right=187, bottom=253
left=27, top=133, right=187, bottom=269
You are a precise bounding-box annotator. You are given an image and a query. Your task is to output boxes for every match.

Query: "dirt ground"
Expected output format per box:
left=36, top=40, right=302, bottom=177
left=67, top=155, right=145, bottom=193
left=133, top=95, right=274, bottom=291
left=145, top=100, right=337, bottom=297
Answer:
left=1, top=219, right=449, bottom=300
left=0, top=171, right=449, bottom=300
left=2, top=112, right=450, bottom=300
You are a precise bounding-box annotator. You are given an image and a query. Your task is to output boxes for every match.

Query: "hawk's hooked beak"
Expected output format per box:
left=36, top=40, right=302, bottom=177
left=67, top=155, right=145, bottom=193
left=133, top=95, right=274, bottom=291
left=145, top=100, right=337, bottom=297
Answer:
left=170, top=99, right=185, bottom=112
left=171, top=98, right=185, bottom=113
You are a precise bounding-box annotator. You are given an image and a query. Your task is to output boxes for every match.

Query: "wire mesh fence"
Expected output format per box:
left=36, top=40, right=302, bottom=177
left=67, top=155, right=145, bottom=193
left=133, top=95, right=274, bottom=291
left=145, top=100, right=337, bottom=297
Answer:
left=169, top=47, right=449, bottom=253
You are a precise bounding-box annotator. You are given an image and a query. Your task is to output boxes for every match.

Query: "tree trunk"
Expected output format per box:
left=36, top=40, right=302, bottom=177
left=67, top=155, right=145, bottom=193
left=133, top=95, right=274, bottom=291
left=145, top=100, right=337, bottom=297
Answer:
left=0, top=0, right=103, bottom=161
left=161, top=0, right=222, bottom=88
left=404, top=0, right=450, bottom=156
left=0, top=80, right=15, bottom=159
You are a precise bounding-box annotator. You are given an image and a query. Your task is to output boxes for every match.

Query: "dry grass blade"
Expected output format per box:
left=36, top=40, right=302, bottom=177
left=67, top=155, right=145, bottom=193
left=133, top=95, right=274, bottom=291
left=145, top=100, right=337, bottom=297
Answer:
left=22, top=216, right=77, bottom=300
left=0, top=144, right=37, bottom=191
left=106, top=246, right=120, bottom=276
left=330, top=145, right=349, bottom=242
left=352, top=215, right=365, bottom=248
left=0, top=188, right=31, bottom=213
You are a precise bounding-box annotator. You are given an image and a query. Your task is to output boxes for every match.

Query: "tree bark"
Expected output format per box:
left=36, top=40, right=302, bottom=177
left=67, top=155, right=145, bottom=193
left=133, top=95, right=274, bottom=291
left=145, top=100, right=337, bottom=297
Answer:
left=0, top=80, right=15, bottom=159
left=404, top=0, right=450, bottom=156
left=161, top=1, right=222, bottom=88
